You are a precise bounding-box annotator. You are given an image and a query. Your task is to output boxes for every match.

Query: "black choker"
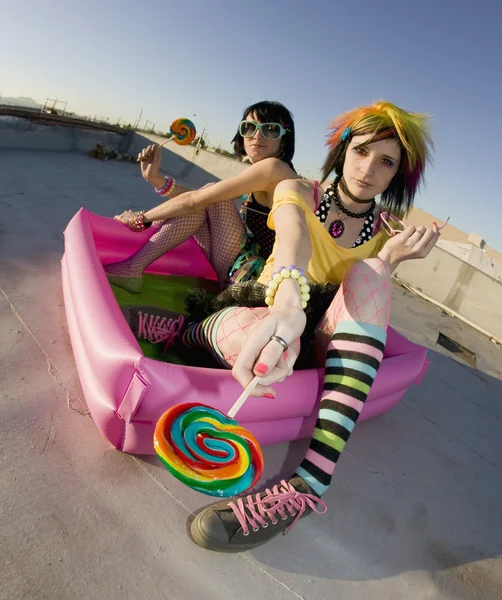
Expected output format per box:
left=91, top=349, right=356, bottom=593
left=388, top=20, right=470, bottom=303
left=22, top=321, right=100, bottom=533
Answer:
left=327, top=177, right=375, bottom=239
left=339, top=177, right=376, bottom=205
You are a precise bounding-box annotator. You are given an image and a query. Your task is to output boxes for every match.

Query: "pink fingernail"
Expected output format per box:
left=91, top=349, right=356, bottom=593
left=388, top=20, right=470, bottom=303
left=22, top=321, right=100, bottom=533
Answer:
left=263, top=393, right=275, bottom=399
left=255, top=363, right=268, bottom=374
left=283, top=351, right=287, bottom=360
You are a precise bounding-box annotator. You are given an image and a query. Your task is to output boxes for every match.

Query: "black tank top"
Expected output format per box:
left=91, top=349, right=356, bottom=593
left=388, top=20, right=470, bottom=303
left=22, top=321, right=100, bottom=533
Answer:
left=244, top=194, right=275, bottom=259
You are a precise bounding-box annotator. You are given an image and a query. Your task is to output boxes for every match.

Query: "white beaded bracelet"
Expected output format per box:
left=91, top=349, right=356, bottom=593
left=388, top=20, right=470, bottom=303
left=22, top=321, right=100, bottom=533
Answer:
left=264, top=265, right=310, bottom=309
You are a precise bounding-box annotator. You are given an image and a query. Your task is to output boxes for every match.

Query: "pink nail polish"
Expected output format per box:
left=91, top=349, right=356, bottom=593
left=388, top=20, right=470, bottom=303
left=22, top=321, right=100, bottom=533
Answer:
left=255, top=363, right=268, bottom=374
left=263, top=393, right=275, bottom=399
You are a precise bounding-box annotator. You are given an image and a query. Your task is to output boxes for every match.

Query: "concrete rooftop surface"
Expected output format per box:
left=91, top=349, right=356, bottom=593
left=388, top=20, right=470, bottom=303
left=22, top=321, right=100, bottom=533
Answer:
left=1, top=148, right=501, bottom=600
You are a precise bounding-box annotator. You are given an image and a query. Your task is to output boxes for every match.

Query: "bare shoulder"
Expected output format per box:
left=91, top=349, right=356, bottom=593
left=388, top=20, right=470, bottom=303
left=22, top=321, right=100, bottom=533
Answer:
left=274, top=178, right=316, bottom=209
left=251, top=157, right=297, bottom=178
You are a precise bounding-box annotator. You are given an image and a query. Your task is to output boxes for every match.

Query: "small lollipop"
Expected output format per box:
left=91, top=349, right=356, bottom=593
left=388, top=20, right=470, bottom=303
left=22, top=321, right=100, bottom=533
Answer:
left=169, top=118, right=196, bottom=145
left=154, top=378, right=264, bottom=497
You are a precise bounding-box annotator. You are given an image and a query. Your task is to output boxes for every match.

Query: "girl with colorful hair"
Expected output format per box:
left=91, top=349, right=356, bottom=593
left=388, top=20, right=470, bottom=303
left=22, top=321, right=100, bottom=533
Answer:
left=182, top=101, right=444, bottom=552
left=105, top=101, right=298, bottom=292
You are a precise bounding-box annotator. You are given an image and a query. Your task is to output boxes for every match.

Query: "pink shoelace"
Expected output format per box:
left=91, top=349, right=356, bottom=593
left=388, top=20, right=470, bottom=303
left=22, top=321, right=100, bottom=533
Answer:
left=229, top=480, right=327, bottom=536
left=137, top=312, right=185, bottom=353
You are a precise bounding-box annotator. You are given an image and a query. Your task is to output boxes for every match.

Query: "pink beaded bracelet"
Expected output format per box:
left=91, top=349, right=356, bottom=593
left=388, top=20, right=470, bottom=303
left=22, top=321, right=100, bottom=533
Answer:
left=128, top=210, right=151, bottom=232
left=155, top=175, right=176, bottom=197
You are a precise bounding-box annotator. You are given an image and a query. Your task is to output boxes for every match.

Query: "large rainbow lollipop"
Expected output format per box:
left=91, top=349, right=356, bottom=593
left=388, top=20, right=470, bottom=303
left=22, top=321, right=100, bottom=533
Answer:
left=169, top=118, right=196, bottom=145
left=154, top=377, right=264, bottom=497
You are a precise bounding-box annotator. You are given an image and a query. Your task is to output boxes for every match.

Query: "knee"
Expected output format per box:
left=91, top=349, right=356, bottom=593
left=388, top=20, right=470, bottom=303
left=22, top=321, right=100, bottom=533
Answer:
left=345, top=258, right=390, bottom=286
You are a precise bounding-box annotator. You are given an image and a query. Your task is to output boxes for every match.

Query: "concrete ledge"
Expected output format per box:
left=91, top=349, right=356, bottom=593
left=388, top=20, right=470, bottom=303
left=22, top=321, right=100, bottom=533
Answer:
left=0, top=115, right=131, bottom=154
left=0, top=115, right=248, bottom=190
left=395, top=245, right=502, bottom=339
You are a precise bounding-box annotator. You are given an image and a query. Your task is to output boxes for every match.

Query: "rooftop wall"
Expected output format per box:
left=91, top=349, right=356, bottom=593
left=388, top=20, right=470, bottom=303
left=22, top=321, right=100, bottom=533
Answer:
left=0, top=113, right=249, bottom=189
left=395, top=245, right=502, bottom=339
left=0, top=115, right=131, bottom=154
left=404, top=207, right=502, bottom=264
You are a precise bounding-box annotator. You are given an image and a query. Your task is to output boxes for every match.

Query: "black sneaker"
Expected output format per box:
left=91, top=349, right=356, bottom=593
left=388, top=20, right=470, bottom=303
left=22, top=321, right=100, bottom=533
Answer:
left=121, top=305, right=185, bottom=353
left=189, top=476, right=327, bottom=553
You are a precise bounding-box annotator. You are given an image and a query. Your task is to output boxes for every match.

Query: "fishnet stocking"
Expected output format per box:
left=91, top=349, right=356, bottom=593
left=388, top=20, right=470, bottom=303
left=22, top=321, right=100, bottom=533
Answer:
left=204, top=200, right=245, bottom=286
left=105, top=200, right=245, bottom=286
left=314, top=258, right=391, bottom=361
left=215, top=306, right=270, bottom=365
left=183, top=306, right=270, bottom=367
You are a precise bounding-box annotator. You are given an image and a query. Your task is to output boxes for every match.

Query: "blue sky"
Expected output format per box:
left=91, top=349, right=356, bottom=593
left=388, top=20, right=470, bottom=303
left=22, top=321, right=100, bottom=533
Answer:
left=1, top=0, right=501, bottom=250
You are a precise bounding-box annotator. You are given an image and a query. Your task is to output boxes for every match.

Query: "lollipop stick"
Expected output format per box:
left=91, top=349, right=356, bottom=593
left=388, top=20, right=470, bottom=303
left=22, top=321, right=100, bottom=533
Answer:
left=137, top=137, right=172, bottom=162
left=157, top=138, right=171, bottom=149
left=228, top=376, right=261, bottom=418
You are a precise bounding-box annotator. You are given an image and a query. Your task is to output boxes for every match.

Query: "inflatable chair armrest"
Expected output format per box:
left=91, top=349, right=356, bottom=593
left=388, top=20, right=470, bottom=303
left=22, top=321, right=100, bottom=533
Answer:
left=117, top=372, right=149, bottom=424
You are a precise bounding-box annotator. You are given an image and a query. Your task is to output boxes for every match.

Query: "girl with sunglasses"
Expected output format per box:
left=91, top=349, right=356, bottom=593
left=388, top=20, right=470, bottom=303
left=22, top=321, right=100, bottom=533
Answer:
left=105, top=101, right=297, bottom=292
left=182, top=101, right=446, bottom=552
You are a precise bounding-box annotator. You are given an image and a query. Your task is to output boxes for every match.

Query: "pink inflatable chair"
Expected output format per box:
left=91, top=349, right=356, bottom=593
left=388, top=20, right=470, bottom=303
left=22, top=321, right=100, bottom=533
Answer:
left=62, top=209, right=429, bottom=455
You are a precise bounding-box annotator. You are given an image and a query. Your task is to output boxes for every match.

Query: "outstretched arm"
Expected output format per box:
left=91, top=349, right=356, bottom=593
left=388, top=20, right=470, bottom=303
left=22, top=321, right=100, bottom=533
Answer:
left=116, top=157, right=295, bottom=225
left=231, top=180, right=314, bottom=396
left=143, top=158, right=294, bottom=222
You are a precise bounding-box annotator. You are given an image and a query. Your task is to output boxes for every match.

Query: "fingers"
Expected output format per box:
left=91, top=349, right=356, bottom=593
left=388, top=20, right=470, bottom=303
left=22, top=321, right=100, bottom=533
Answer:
left=247, top=343, right=300, bottom=395
left=253, top=338, right=290, bottom=378
left=246, top=344, right=300, bottom=398
left=407, top=225, right=426, bottom=246
left=231, top=320, right=300, bottom=397
left=395, top=225, right=416, bottom=241
left=114, top=210, right=131, bottom=223
left=409, top=225, right=440, bottom=258
left=252, top=340, right=300, bottom=385
left=231, top=316, right=277, bottom=388
left=137, top=144, right=158, bottom=163
left=422, top=224, right=440, bottom=255
left=250, top=382, right=277, bottom=398
left=389, top=221, right=441, bottom=265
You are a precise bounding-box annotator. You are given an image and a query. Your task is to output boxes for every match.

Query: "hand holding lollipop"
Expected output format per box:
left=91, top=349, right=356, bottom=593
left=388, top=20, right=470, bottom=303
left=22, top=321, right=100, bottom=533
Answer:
left=137, top=118, right=197, bottom=167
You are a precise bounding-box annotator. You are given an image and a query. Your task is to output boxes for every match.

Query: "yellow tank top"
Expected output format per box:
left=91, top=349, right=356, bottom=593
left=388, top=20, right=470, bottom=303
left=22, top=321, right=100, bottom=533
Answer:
left=257, top=189, right=389, bottom=286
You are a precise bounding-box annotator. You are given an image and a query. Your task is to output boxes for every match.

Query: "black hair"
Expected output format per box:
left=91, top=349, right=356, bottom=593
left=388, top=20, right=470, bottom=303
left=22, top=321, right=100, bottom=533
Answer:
left=232, top=101, right=296, bottom=171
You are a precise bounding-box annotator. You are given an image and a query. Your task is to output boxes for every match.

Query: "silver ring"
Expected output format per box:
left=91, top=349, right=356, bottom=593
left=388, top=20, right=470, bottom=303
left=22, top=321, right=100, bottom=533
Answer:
left=269, top=335, right=289, bottom=351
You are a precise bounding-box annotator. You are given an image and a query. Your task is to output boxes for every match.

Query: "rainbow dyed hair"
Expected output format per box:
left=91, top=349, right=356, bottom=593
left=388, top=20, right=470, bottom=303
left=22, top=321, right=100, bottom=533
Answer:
left=321, top=101, right=433, bottom=216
